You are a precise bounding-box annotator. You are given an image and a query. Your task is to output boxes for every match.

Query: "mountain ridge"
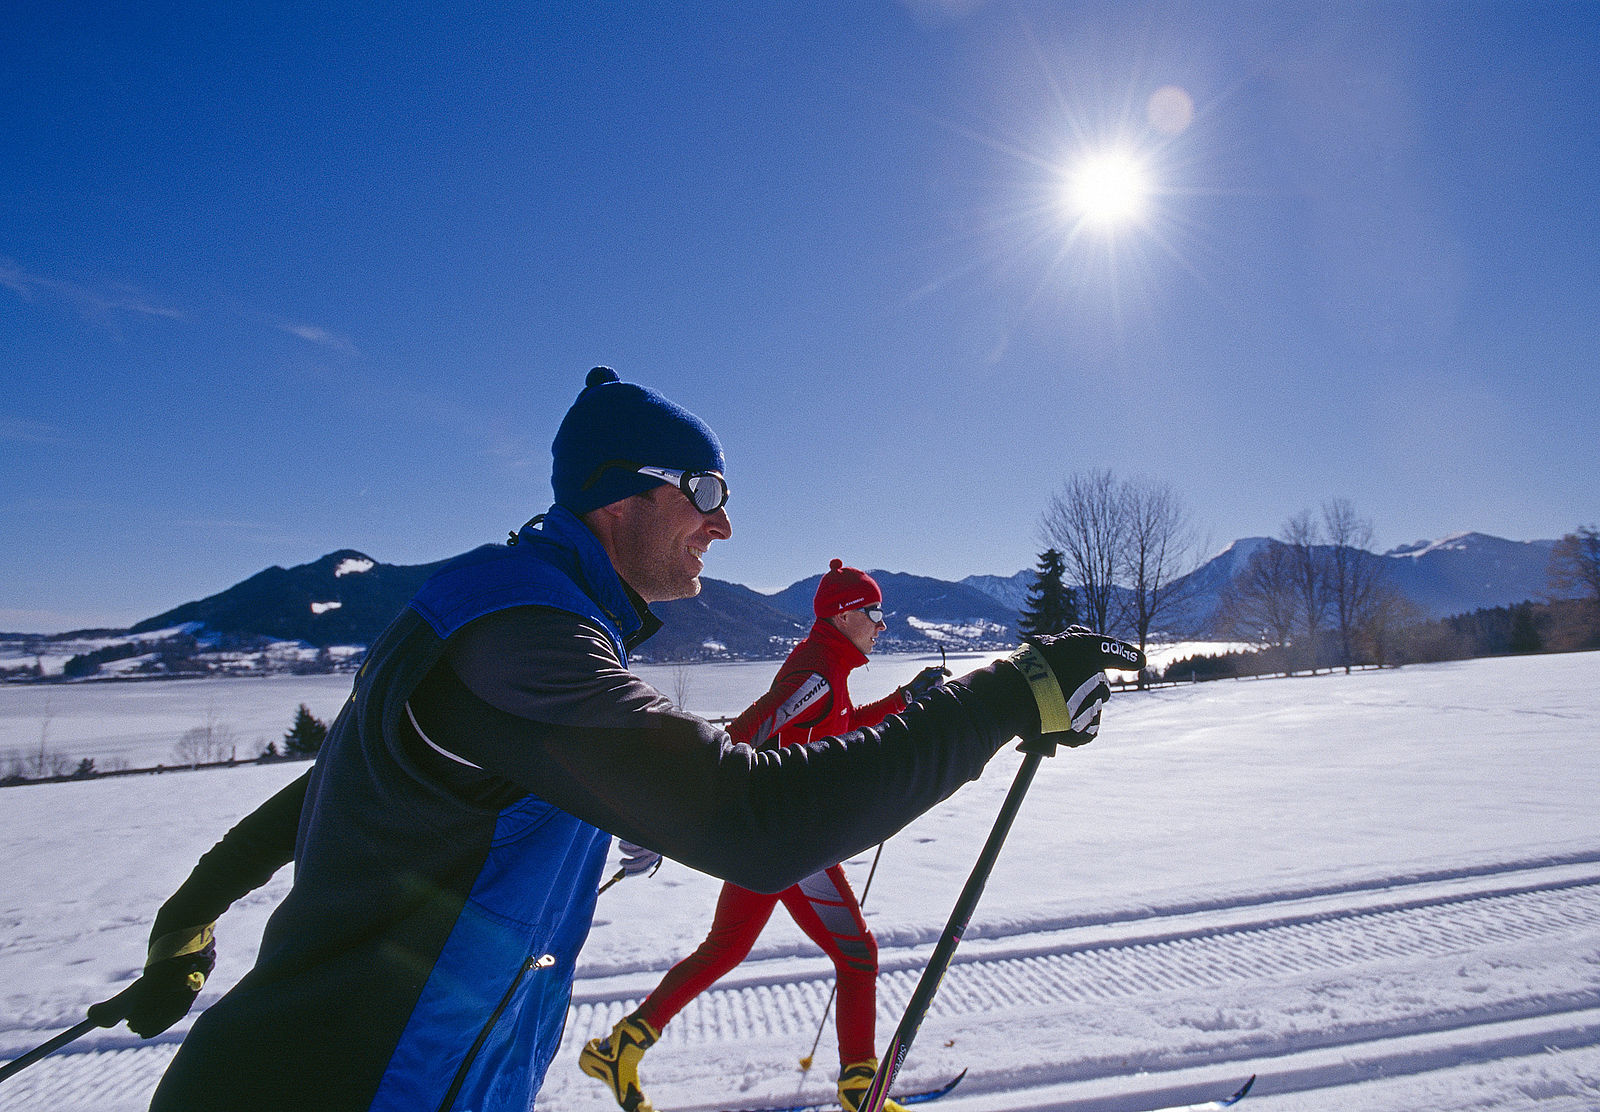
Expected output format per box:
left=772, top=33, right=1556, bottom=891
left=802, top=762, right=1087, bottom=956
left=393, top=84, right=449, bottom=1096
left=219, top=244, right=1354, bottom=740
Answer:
left=2, top=531, right=1571, bottom=670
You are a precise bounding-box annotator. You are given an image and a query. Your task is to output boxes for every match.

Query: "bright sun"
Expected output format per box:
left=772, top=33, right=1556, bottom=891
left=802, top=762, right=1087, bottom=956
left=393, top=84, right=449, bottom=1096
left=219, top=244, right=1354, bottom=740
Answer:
left=1065, top=150, right=1151, bottom=229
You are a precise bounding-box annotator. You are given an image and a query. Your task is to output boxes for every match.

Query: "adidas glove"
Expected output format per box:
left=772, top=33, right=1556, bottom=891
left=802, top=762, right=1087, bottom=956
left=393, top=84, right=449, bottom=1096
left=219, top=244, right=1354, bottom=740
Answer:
left=1007, top=628, right=1145, bottom=748
left=87, top=922, right=217, bottom=1037
left=900, top=665, right=951, bottom=705
left=618, top=840, right=662, bottom=879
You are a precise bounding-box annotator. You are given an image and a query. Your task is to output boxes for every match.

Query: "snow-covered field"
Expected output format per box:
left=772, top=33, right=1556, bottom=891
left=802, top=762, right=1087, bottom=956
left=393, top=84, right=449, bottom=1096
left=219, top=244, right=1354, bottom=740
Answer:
left=2, top=650, right=1597, bottom=1111
left=0, top=653, right=986, bottom=771
left=0, top=644, right=1237, bottom=770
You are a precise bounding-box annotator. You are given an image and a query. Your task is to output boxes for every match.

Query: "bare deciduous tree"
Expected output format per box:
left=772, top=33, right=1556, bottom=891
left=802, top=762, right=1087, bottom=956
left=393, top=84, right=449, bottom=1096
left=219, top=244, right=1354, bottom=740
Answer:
left=1282, top=510, right=1332, bottom=672
left=1119, top=477, right=1204, bottom=657
left=671, top=664, right=693, bottom=711
left=1359, top=582, right=1423, bottom=668
left=1216, top=540, right=1301, bottom=672
left=1548, top=525, right=1600, bottom=605
left=173, top=704, right=237, bottom=766
left=19, top=696, right=73, bottom=778
left=1040, top=469, right=1127, bottom=634
left=1322, top=498, right=1383, bottom=673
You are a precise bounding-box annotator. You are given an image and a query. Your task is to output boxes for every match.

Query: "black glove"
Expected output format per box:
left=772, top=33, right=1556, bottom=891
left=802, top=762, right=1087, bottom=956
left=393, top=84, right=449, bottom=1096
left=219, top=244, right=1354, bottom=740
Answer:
left=1007, top=628, right=1145, bottom=747
left=900, top=664, right=951, bottom=705
left=87, top=923, right=217, bottom=1037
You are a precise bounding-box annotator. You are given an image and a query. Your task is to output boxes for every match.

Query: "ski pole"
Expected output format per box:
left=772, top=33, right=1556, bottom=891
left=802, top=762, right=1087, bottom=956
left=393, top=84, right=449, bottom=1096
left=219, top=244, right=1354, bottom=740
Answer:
left=596, top=866, right=628, bottom=896
left=857, top=731, right=1062, bottom=1112
left=0, top=1019, right=97, bottom=1086
left=797, top=841, right=885, bottom=1073
left=0, top=980, right=139, bottom=1086
left=597, top=848, right=664, bottom=896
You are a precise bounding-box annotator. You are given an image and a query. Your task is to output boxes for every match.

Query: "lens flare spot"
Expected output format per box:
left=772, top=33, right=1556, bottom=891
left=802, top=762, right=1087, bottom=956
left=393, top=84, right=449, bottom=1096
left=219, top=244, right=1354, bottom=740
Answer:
left=1147, top=85, right=1195, bottom=136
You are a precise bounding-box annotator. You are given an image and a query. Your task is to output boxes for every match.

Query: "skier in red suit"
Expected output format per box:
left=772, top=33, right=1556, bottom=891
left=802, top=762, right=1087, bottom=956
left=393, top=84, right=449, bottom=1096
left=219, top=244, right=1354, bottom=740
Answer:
left=581, top=559, right=949, bottom=1112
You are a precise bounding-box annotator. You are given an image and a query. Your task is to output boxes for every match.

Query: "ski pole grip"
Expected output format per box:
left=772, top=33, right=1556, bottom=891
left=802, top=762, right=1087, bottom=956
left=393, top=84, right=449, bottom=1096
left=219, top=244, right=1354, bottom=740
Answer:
left=1017, top=733, right=1063, bottom=757
left=85, top=980, right=142, bottom=1028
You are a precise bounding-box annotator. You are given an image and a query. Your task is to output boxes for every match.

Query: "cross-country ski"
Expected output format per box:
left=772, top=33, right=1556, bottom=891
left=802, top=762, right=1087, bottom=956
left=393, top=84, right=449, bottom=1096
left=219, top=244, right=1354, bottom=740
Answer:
left=1138, top=1074, right=1256, bottom=1112
left=719, top=1070, right=967, bottom=1112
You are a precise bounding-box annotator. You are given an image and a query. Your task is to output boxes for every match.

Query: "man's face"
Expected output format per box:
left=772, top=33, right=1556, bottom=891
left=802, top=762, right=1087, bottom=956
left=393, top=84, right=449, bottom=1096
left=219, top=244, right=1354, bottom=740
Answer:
left=833, top=606, right=886, bottom=655
left=607, top=484, right=732, bottom=603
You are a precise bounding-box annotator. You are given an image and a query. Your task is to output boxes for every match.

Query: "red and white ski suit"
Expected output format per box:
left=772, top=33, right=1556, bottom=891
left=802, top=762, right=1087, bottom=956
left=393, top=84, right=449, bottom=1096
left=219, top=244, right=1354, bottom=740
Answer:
left=634, top=618, right=907, bottom=1063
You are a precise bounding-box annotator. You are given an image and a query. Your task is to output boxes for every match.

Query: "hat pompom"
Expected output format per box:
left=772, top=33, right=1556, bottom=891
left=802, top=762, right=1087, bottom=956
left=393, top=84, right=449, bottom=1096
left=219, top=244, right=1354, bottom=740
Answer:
left=586, top=366, right=620, bottom=388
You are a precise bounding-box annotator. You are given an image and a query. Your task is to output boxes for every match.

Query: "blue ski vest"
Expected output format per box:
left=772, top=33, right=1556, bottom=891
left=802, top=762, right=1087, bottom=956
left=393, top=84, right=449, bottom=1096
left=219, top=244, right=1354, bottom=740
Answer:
left=152, top=506, right=648, bottom=1112
left=364, top=506, right=642, bottom=1110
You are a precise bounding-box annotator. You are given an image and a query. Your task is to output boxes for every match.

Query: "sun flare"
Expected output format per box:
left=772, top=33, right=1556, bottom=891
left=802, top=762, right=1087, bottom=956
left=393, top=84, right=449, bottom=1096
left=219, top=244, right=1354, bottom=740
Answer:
left=1065, top=150, right=1151, bottom=229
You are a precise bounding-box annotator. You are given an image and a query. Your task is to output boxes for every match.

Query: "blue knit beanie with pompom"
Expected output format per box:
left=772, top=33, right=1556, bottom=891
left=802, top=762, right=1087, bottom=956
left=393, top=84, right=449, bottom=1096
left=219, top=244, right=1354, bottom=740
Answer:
left=551, top=367, right=725, bottom=514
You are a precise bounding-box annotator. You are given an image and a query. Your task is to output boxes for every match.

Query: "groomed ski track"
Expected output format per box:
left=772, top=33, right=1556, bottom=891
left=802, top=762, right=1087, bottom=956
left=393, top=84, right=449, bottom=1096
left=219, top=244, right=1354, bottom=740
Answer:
left=10, top=851, right=1596, bottom=1111
left=6, top=857, right=1593, bottom=1107
left=551, top=850, right=1600, bottom=1111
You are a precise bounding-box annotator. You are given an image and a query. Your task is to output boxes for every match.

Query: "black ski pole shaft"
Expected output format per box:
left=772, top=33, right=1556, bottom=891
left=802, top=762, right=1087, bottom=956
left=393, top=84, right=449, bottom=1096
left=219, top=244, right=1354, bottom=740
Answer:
left=596, top=866, right=628, bottom=896
left=0, top=1019, right=96, bottom=1085
left=859, top=736, right=1058, bottom=1112
left=0, top=977, right=140, bottom=1086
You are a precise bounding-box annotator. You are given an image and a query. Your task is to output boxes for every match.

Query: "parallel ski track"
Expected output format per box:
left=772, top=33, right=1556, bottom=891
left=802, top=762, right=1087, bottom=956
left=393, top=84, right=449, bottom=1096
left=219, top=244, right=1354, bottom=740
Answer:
left=567, top=865, right=1600, bottom=1041
left=557, top=861, right=1600, bottom=1109
left=5, top=859, right=1599, bottom=1111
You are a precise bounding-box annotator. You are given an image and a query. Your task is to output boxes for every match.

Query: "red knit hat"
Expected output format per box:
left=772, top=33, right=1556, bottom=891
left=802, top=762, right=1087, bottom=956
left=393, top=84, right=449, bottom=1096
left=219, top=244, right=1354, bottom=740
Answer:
left=813, top=558, right=883, bottom=619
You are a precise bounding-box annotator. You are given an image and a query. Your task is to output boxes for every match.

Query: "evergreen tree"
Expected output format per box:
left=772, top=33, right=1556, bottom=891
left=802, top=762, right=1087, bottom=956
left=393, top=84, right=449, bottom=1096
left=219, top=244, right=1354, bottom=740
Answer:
left=1508, top=604, right=1543, bottom=654
left=283, top=704, right=329, bottom=757
left=1018, top=548, right=1078, bottom=638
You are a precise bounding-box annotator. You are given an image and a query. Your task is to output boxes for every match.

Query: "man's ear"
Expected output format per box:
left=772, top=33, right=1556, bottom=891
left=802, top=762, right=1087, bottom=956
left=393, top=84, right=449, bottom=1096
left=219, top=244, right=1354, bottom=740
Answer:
left=580, top=500, right=626, bottom=548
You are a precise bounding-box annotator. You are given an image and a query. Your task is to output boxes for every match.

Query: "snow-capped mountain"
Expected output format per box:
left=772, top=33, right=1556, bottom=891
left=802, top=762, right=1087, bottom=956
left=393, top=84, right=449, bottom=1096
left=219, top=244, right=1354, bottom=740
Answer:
left=1377, top=531, right=1562, bottom=618
left=0, top=532, right=1569, bottom=674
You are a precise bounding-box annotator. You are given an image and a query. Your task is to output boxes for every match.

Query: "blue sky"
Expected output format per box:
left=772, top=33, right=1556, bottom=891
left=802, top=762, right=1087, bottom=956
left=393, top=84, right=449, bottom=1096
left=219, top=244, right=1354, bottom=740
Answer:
left=4, top=1, right=1598, bottom=633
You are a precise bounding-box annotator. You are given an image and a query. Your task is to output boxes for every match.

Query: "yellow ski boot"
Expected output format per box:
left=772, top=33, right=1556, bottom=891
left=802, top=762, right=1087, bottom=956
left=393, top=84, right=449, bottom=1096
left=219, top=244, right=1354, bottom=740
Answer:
left=838, top=1058, right=908, bottom=1112
left=579, top=1014, right=660, bottom=1112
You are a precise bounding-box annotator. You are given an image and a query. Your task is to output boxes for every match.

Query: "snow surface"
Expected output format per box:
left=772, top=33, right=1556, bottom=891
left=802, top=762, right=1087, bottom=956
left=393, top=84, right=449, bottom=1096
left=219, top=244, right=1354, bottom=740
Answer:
left=1, top=650, right=1597, bottom=1111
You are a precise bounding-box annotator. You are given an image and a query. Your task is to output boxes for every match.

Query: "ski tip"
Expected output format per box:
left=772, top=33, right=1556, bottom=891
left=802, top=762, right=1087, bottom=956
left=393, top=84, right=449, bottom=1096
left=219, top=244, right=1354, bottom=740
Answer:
left=899, top=1069, right=968, bottom=1106
left=1220, top=1075, right=1256, bottom=1105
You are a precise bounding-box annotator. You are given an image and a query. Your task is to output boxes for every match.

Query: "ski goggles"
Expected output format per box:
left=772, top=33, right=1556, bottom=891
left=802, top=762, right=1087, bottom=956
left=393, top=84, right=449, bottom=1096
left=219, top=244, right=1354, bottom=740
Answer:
left=635, top=466, right=729, bottom=513
left=858, top=605, right=886, bottom=624
left=583, top=461, right=730, bottom=513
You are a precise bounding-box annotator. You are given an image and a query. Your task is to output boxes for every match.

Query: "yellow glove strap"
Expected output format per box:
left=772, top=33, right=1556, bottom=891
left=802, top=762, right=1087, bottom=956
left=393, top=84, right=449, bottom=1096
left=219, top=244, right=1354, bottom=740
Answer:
left=1008, top=644, right=1074, bottom=734
left=148, top=922, right=215, bottom=965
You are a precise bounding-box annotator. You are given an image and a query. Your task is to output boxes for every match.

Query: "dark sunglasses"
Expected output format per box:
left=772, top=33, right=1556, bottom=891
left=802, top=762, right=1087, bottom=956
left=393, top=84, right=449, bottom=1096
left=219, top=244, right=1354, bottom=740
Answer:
left=583, top=461, right=730, bottom=514
left=859, top=605, right=885, bottom=624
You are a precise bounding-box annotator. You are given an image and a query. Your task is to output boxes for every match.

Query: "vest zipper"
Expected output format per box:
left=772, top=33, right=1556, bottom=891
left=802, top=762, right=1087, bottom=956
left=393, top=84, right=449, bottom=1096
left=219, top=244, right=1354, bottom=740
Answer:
left=435, top=952, right=556, bottom=1112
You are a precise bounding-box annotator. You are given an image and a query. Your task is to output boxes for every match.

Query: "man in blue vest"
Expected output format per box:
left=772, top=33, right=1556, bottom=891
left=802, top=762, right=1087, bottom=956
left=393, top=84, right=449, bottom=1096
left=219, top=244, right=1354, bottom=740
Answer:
left=114, top=367, right=1143, bottom=1111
